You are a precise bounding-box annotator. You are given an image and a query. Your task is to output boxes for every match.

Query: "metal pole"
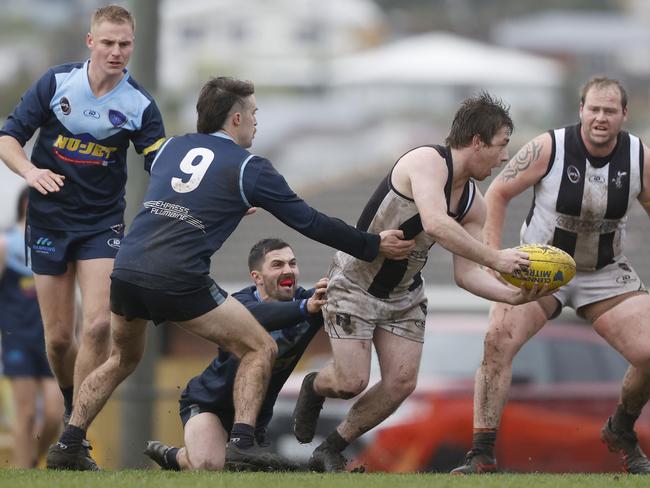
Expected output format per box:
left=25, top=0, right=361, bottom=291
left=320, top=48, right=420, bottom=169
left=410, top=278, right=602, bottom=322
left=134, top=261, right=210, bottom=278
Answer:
left=120, top=0, right=162, bottom=468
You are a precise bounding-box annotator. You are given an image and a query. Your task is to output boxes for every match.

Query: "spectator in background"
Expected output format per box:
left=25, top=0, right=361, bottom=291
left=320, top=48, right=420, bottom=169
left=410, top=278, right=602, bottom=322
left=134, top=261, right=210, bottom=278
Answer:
left=0, top=188, right=64, bottom=467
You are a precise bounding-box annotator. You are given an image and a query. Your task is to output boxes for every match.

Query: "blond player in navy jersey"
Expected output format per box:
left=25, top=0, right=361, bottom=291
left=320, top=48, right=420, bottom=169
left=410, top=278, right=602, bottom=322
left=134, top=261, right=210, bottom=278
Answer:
left=0, top=7, right=165, bottom=469
left=454, top=77, right=650, bottom=474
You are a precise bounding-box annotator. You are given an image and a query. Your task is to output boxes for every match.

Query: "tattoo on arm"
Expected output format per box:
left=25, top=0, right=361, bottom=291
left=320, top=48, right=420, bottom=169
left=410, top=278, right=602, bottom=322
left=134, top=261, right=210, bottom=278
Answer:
left=500, top=140, right=542, bottom=182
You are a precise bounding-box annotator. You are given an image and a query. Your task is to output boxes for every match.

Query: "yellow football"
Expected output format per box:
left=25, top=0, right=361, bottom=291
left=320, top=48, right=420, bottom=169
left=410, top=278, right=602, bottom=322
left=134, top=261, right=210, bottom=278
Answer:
left=501, top=244, right=576, bottom=291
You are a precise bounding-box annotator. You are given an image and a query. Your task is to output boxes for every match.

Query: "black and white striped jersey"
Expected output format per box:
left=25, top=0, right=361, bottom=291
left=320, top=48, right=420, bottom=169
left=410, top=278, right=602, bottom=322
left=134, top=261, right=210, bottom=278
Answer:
left=521, top=124, right=644, bottom=271
left=332, top=145, right=476, bottom=299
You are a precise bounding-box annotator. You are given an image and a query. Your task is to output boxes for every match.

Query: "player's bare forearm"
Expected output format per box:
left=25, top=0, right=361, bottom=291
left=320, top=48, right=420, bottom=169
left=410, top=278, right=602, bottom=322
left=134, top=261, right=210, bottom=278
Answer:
left=455, top=265, right=546, bottom=305
left=0, top=135, right=34, bottom=178
left=483, top=189, right=509, bottom=249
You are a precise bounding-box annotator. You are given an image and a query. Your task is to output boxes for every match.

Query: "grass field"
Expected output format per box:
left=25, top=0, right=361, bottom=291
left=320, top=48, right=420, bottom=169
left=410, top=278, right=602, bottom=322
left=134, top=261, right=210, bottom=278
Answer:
left=0, top=470, right=646, bottom=488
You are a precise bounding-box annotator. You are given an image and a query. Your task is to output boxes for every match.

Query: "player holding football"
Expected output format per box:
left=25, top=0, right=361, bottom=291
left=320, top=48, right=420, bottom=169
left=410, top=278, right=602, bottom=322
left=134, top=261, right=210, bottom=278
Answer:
left=453, top=76, right=650, bottom=474
left=291, top=93, right=549, bottom=472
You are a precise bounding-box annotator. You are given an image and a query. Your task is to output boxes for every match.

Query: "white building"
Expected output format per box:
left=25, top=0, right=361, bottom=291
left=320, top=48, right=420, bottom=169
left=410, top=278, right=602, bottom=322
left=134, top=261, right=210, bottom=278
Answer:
left=159, top=0, right=386, bottom=90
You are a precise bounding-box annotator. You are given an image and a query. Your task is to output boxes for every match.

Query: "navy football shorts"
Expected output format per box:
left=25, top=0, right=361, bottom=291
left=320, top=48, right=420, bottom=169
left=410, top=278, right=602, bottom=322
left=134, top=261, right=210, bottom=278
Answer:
left=179, top=401, right=235, bottom=432
left=110, top=277, right=228, bottom=325
left=26, top=223, right=124, bottom=275
left=1, top=336, right=53, bottom=378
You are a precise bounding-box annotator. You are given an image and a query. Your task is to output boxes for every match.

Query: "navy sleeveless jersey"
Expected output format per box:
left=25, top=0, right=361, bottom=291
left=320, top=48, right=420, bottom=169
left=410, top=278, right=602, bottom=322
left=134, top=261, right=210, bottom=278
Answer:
left=0, top=61, right=166, bottom=231
left=113, top=132, right=380, bottom=290
left=0, top=226, right=45, bottom=343
left=180, top=285, right=322, bottom=429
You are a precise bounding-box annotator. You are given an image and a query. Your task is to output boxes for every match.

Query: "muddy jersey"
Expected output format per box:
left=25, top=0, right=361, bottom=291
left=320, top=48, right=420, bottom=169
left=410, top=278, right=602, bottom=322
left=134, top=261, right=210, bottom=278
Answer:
left=0, top=61, right=165, bottom=231
left=332, top=145, right=476, bottom=299
left=521, top=124, right=644, bottom=271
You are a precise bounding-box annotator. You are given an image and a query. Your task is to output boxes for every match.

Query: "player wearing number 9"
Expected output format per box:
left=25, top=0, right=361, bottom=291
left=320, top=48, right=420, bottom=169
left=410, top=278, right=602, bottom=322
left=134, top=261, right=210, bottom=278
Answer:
left=47, top=76, right=417, bottom=471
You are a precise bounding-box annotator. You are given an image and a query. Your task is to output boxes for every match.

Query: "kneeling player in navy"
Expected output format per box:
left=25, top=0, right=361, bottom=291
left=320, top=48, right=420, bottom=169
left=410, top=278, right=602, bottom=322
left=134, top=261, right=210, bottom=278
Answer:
left=47, top=76, right=413, bottom=470
left=144, top=238, right=325, bottom=471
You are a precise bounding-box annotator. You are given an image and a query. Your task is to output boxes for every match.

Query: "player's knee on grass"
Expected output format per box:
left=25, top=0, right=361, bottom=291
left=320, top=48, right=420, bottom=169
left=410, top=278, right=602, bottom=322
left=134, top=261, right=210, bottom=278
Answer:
left=189, top=452, right=224, bottom=471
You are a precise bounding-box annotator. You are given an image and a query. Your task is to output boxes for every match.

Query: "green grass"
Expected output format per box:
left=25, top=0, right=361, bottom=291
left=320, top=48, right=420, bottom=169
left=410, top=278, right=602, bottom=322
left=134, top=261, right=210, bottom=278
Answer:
left=0, top=471, right=646, bottom=488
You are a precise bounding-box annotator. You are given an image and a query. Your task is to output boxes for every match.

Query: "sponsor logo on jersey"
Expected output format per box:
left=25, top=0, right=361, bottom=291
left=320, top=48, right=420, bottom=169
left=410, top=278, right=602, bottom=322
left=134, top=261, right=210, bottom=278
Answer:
left=33, top=237, right=55, bottom=254
left=107, top=238, right=121, bottom=249
left=143, top=200, right=206, bottom=232
left=83, top=109, right=100, bottom=119
left=616, top=274, right=638, bottom=285
left=556, top=215, right=619, bottom=234
left=567, top=165, right=581, bottom=183
left=109, top=109, right=127, bottom=127
left=52, top=135, right=117, bottom=166
left=60, top=97, right=71, bottom=115
left=110, top=224, right=125, bottom=234
left=588, top=175, right=606, bottom=184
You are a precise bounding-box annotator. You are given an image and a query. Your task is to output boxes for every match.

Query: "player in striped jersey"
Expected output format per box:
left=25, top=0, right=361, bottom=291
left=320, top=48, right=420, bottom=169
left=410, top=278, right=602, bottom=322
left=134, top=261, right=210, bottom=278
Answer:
left=454, top=77, right=650, bottom=474
left=292, top=93, right=547, bottom=472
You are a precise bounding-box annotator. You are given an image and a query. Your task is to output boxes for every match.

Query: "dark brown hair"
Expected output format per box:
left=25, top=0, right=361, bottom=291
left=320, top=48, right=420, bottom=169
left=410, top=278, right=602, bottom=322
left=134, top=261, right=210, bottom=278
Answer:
left=196, top=77, right=255, bottom=134
left=445, top=92, right=513, bottom=149
left=248, top=238, right=292, bottom=271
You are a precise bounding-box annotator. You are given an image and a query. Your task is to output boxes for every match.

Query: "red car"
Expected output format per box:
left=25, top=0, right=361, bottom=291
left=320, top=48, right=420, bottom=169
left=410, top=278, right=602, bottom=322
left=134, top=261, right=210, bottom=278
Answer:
left=351, top=313, right=649, bottom=473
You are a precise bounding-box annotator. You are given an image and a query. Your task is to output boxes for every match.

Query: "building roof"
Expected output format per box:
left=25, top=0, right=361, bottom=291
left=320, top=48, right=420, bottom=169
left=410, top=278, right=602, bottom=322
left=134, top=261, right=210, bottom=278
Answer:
left=331, top=32, right=564, bottom=87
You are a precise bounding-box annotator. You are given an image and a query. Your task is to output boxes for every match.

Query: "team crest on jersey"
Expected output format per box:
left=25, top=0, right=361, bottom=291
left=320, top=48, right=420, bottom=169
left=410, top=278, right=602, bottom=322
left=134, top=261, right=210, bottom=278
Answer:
left=566, top=165, right=581, bottom=183
left=612, top=171, right=627, bottom=190
left=588, top=175, right=605, bottom=184
left=60, top=97, right=71, bottom=115
left=108, top=109, right=127, bottom=128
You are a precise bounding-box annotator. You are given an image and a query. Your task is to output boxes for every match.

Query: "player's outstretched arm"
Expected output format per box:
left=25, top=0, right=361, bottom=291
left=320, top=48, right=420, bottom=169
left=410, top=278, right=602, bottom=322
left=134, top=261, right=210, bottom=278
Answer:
left=0, top=135, right=65, bottom=195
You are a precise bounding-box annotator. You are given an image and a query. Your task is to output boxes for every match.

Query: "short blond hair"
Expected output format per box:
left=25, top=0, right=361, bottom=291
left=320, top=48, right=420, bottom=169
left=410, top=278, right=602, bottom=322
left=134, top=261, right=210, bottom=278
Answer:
left=91, top=4, right=135, bottom=32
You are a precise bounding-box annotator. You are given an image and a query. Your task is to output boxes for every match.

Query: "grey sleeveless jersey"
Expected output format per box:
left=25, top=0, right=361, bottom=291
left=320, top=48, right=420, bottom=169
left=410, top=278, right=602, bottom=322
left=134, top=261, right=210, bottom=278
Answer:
left=521, top=124, right=643, bottom=271
left=332, top=145, right=476, bottom=299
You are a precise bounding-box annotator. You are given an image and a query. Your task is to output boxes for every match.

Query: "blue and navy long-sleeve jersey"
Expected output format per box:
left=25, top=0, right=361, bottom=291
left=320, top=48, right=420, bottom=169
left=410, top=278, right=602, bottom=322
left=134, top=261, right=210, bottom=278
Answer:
left=0, top=61, right=166, bottom=231
left=112, top=132, right=380, bottom=291
left=180, top=285, right=322, bottom=431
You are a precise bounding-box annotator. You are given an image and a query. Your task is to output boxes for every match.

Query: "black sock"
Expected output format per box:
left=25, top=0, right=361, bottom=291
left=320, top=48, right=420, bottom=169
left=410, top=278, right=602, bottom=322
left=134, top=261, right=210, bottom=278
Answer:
left=59, top=425, right=86, bottom=451
left=61, top=386, right=74, bottom=416
left=611, top=404, right=639, bottom=433
left=230, top=423, right=255, bottom=449
left=472, top=430, right=497, bottom=457
left=165, top=447, right=180, bottom=471
left=322, top=430, right=349, bottom=453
